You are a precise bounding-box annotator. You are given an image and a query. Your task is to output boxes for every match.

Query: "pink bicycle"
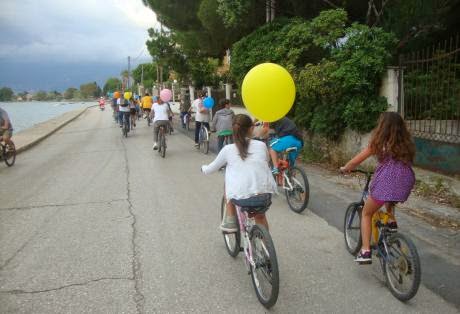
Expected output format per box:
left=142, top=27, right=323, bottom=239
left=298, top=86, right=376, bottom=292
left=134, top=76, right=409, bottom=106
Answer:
left=220, top=194, right=279, bottom=308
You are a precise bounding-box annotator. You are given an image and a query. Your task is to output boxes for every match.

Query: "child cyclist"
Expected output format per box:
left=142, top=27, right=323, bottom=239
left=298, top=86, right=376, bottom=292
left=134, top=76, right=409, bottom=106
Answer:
left=201, top=114, right=277, bottom=231
left=341, top=112, right=416, bottom=264
left=211, top=98, right=234, bottom=152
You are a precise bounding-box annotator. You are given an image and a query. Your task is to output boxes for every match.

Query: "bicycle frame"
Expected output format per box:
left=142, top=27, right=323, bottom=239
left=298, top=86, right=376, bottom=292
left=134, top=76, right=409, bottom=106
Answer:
left=351, top=170, right=397, bottom=268
left=232, top=204, right=257, bottom=271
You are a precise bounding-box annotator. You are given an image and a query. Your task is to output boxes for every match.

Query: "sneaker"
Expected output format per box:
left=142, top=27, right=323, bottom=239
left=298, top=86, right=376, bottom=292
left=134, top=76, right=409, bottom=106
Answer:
left=355, top=250, right=372, bottom=264
left=194, top=143, right=199, bottom=148
left=220, top=216, right=237, bottom=233
left=271, top=167, right=279, bottom=175
left=153, top=143, right=158, bottom=150
left=387, top=221, right=398, bottom=232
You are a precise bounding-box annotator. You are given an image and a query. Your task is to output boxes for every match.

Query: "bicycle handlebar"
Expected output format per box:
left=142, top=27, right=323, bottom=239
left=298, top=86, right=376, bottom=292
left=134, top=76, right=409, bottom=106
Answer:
left=343, top=169, right=374, bottom=175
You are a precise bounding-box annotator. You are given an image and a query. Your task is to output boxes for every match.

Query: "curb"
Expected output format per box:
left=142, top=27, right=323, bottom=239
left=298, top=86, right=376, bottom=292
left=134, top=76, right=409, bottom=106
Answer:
left=14, top=106, right=94, bottom=154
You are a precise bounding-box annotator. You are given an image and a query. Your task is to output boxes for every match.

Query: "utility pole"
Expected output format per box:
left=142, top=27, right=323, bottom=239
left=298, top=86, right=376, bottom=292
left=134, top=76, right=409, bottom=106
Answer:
left=141, top=64, right=144, bottom=85
left=127, top=56, right=131, bottom=89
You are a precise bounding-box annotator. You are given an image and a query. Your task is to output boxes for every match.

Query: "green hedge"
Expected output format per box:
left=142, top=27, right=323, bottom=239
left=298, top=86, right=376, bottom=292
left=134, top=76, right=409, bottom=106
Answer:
left=230, top=9, right=397, bottom=139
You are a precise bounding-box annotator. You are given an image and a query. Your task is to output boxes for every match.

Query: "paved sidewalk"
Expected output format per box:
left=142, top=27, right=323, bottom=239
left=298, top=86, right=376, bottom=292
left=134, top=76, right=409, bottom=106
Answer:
left=13, top=108, right=90, bottom=153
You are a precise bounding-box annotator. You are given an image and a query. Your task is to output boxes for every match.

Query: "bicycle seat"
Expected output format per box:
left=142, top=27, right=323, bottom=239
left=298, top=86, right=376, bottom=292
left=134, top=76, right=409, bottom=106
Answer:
left=231, top=194, right=272, bottom=214
left=284, top=147, right=298, bottom=153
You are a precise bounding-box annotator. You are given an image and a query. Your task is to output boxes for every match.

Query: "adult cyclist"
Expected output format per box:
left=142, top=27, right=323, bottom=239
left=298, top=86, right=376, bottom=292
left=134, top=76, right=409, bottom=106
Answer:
left=192, top=91, right=210, bottom=148
left=141, top=92, right=153, bottom=122
left=0, top=107, right=14, bottom=147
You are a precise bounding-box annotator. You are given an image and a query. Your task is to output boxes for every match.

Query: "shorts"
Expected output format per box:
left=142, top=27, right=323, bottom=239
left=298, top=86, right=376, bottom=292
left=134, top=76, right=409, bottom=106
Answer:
left=130, top=108, right=137, bottom=115
left=143, top=108, right=151, bottom=113
left=231, top=194, right=272, bottom=215
left=269, top=135, right=302, bottom=165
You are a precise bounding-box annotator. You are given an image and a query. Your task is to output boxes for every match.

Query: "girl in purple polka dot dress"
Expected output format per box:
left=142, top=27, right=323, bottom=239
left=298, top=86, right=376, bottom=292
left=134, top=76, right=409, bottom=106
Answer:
left=341, top=112, right=416, bottom=264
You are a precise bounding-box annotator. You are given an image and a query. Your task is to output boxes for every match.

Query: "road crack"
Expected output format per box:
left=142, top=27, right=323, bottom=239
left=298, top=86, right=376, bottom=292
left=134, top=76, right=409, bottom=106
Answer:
left=0, top=277, right=131, bottom=294
left=121, top=140, right=145, bottom=314
left=0, top=199, right=126, bottom=211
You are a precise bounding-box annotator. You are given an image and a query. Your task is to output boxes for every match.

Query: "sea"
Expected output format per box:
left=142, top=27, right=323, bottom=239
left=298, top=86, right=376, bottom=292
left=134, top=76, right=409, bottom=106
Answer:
left=0, top=101, right=95, bottom=132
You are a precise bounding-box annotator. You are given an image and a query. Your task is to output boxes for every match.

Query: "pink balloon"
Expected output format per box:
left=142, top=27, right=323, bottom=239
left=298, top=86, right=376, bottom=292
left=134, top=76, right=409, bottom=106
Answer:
left=160, top=89, right=172, bottom=102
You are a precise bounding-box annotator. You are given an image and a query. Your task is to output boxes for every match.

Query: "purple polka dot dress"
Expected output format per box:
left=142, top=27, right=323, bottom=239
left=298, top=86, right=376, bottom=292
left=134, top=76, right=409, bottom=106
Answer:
left=369, top=157, right=415, bottom=202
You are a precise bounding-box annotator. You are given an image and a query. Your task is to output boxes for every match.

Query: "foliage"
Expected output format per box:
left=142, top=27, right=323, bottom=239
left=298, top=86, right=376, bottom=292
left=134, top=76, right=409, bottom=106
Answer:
left=0, top=87, right=14, bottom=101
left=64, top=88, right=78, bottom=100
left=33, top=91, right=48, bottom=101
left=294, top=19, right=396, bottom=138
left=404, top=51, right=460, bottom=120
left=80, top=82, right=101, bottom=99
left=103, top=77, right=122, bottom=94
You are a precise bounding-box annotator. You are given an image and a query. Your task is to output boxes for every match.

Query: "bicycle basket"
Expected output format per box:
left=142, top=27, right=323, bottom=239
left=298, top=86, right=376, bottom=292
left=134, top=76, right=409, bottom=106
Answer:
left=231, top=194, right=272, bottom=214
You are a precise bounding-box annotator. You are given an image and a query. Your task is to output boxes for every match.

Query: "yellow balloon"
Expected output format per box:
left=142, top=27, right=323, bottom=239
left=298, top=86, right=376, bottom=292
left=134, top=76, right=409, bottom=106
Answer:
left=124, top=92, right=132, bottom=100
left=242, top=63, right=295, bottom=122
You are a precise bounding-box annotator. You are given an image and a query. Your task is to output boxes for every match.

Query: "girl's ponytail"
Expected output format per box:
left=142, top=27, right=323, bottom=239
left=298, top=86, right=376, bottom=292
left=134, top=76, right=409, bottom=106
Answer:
left=232, top=114, right=253, bottom=160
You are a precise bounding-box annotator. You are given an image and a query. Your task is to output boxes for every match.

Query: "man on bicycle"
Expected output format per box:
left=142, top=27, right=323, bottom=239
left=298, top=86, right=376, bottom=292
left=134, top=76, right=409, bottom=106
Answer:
left=150, top=97, right=172, bottom=150
left=141, top=92, right=153, bottom=120
left=0, top=107, right=13, bottom=146
left=192, top=91, right=210, bottom=148
left=119, top=97, right=131, bottom=130
left=259, top=117, right=303, bottom=174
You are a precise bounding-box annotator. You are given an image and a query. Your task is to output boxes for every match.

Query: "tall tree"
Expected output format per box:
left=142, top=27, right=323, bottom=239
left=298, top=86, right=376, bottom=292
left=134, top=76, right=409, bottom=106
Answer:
left=0, top=87, right=14, bottom=101
left=103, top=77, right=122, bottom=94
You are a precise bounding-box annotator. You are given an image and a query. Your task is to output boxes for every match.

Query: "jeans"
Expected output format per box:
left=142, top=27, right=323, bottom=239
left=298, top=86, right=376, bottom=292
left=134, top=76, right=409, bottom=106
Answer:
left=217, top=135, right=233, bottom=153
left=195, top=121, right=209, bottom=144
left=120, top=111, right=130, bottom=130
left=180, top=112, right=188, bottom=128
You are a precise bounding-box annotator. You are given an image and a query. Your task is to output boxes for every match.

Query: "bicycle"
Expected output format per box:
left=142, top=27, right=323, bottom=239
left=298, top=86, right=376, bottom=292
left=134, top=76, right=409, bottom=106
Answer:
left=157, top=125, right=167, bottom=158
left=273, top=147, right=310, bottom=213
left=220, top=194, right=279, bottom=308
left=121, top=113, right=129, bottom=138
left=343, top=169, right=421, bottom=301
left=0, top=139, right=16, bottom=167
left=198, top=123, right=210, bottom=154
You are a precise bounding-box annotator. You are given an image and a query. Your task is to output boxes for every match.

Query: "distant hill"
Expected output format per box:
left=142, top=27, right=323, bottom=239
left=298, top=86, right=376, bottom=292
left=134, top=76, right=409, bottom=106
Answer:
left=0, top=61, right=124, bottom=93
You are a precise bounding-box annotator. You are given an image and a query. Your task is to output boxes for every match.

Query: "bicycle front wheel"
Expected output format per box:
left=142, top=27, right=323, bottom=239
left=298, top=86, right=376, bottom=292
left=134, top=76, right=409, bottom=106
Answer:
left=249, top=225, right=279, bottom=309
left=199, top=127, right=209, bottom=154
left=383, top=232, right=421, bottom=301
left=220, top=197, right=240, bottom=257
left=3, top=142, right=16, bottom=167
left=285, top=166, right=309, bottom=213
left=344, top=202, right=362, bottom=255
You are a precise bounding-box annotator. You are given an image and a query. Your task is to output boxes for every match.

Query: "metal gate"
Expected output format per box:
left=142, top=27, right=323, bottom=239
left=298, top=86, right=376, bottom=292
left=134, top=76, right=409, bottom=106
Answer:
left=399, top=34, right=460, bottom=144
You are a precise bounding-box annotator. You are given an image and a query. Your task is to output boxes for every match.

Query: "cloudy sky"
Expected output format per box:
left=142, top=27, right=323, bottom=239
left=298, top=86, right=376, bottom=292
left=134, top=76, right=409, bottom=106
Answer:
left=0, top=0, right=159, bottom=92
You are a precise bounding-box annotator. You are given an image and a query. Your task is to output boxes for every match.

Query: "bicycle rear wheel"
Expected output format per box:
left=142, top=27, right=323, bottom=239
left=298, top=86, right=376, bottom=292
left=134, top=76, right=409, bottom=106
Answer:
left=249, top=225, right=279, bottom=309
left=199, top=127, right=209, bottom=154
left=285, top=166, right=309, bottom=213
left=158, top=128, right=166, bottom=158
left=344, top=202, right=362, bottom=255
left=3, top=142, right=16, bottom=167
left=383, top=233, right=421, bottom=301
left=220, top=197, right=240, bottom=257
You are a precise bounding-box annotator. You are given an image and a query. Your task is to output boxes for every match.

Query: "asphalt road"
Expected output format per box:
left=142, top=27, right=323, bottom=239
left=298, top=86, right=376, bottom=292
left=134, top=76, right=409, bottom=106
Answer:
left=0, top=108, right=457, bottom=313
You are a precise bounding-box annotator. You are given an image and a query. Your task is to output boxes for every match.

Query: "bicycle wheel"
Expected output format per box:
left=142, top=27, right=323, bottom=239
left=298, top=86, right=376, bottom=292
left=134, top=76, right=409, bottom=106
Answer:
left=249, top=225, right=279, bottom=309
left=3, top=142, right=16, bottom=167
left=383, top=233, right=421, bottom=301
left=160, top=129, right=166, bottom=158
left=220, top=197, right=240, bottom=257
left=199, top=127, right=209, bottom=154
left=285, top=166, right=309, bottom=213
left=344, top=202, right=362, bottom=255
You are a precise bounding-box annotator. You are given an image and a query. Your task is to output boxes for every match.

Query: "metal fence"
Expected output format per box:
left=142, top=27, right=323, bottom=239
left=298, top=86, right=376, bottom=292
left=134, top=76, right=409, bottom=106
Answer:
left=399, top=34, right=460, bottom=144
